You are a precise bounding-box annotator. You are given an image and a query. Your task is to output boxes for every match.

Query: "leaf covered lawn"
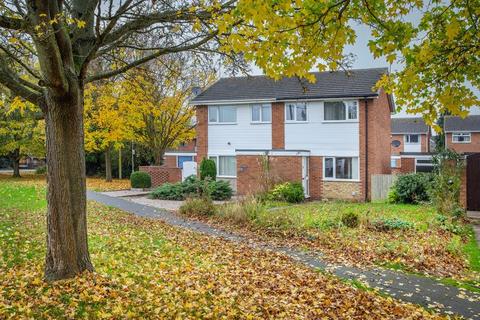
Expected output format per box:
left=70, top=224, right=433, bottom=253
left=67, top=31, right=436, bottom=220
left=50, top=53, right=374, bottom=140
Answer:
left=0, top=180, right=443, bottom=319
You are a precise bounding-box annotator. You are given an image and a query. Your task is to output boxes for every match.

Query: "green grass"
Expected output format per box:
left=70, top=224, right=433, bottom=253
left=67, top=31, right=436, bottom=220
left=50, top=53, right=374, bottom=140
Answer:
left=0, top=184, right=46, bottom=211
left=464, top=228, right=480, bottom=272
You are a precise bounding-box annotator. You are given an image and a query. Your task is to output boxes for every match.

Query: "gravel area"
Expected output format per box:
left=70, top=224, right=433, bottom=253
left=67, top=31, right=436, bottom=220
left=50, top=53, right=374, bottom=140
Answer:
left=124, top=195, right=231, bottom=211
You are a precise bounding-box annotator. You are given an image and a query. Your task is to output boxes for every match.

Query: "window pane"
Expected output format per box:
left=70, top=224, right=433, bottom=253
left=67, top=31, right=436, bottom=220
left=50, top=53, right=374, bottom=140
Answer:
left=351, top=157, right=359, bottom=179
left=348, top=102, right=358, bottom=120
left=208, top=106, right=218, bottom=122
left=219, top=106, right=236, bottom=122
left=219, top=156, right=236, bottom=176
left=407, top=135, right=419, bottom=143
left=261, top=105, right=271, bottom=122
left=324, top=158, right=334, bottom=178
left=335, top=157, right=353, bottom=179
left=252, top=105, right=261, bottom=122
left=286, top=104, right=295, bottom=120
left=324, top=101, right=346, bottom=120
left=296, top=103, right=307, bottom=121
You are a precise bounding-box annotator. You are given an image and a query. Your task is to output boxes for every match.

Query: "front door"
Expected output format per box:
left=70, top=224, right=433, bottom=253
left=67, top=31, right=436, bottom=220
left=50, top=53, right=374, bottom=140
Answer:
left=302, top=156, right=309, bottom=197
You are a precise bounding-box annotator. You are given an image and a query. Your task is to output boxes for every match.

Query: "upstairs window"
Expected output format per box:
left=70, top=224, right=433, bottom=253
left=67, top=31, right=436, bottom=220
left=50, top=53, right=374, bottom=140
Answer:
left=251, top=104, right=271, bottom=123
left=286, top=102, right=307, bottom=122
left=208, top=106, right=236, bottom=123
left=405, top=134, right=419, bottom=144
left=452, top=132, right=471, bottom=143
left=324, top=101, right=358, bottom=121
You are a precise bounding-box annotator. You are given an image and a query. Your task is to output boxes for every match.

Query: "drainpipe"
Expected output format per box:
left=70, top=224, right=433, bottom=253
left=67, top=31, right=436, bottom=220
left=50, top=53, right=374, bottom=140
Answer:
left=364, top=98, right=369, bottom=202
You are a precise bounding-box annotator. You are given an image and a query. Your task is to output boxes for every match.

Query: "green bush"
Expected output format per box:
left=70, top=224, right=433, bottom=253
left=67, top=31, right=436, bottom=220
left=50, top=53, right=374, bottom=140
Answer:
left=199, top=159, right=216, bottom=181
left=341, top=211, right=359, bottom=228
left=130, top=171, right=152, bottom=189
left=179, top=197, right=216, bottom=216
left=35, top=166, right=47, bottom=175
left=268, top=182, right=304, bottom=203
left=150, top=176, right=232, bottom=201
left=371, top=218, right=414, bottom=232
left=389, top=173, right=434, bottom=204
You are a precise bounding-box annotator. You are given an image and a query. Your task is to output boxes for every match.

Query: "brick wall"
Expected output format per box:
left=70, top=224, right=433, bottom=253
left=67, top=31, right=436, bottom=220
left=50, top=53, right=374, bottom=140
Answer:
left=445, top=132, right=480, bottom=154
left=139, top=166, right=181, bottom=187
left=236, top=155, right=302, bottom=195
left=272, top=102, right=285, bottom=149
left=391, top=133, right=429, bottom=155
left=322, top=181, right=362, bottom=201
left=309, top=156, right=322, bottom=199
left=460, top=165, right=467, bottom=209
left=196, top=105, right=208, bottom=162
left=360, top=89, right=392, bottom=201
left=391, top=134, right=404, bottom=155
left=163, top=155, right=177, bottom=168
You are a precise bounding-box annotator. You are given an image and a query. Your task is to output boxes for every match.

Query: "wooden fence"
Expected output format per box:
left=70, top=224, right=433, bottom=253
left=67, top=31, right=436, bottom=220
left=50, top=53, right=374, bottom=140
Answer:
left=371, top=174, right=396, bottom=201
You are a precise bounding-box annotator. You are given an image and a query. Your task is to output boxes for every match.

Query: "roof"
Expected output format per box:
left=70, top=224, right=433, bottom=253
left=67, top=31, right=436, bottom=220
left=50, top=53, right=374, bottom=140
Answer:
left=191, top=68, right=388, bottom=104
left=391, top=117, right=429, bottom=134
left=444, top=115, right=480, bottom=132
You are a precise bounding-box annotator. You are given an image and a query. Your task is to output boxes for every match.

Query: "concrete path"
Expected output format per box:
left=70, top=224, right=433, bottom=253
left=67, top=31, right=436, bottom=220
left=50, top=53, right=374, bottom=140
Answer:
left=87, top=191, right=480, bottom=319
left=101, top=190, right=151, bottom=197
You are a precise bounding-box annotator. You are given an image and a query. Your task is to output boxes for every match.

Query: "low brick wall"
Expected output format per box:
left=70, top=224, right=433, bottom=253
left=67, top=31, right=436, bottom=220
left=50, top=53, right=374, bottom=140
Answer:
left=322, top=181, right=362, bottom=201
left=139, top=166, right=181, bottom=188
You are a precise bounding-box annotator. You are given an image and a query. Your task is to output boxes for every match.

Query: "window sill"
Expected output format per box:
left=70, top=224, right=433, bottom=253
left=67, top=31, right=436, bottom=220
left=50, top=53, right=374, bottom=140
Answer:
left=452, top=141, right=471, bottom=144
left=208, top=122, right=237, bottom=125
left=322, top=120, right=358, bottom=123
left=285, top=121, right=308, bottom=124
left=217, top=175, right=237, bottom=179
left=250, top=121, right=272, bottom=125
left=323, top=178, right=361, bottom=182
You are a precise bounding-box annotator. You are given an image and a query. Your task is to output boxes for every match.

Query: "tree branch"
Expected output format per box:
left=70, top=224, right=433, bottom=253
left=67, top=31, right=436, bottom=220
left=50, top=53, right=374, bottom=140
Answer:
left=0, top=15, right=25, bottom=30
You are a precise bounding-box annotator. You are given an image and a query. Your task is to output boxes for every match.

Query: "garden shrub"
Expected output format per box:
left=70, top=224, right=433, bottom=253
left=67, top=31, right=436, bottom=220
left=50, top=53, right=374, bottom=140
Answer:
left=130, top=171, right=152, bottom=189
left=218, top=196, right=264, bottom=225
left=371, top=218, right=414, bottom=232
left=199, top=158, right=216, bottom=181
left=179, top=197, right=216, bottom=216
left=256, top=208, right=296, bottom=230
left=150, top=176, right=232, bottom=201
left=341, top=211, right=359, bottom=228
left=35, top=166, right=47, bottom=174
left=269, top=182, right=304, bottom=203
left=389, top=173, right=434, bottom=204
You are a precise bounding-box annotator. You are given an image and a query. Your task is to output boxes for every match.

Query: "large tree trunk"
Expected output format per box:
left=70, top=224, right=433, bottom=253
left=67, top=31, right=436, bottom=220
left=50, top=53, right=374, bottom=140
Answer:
left=44, top=82, right=94, bottom=281
left=154, top=148, right=165, bottom=166
left=105, top=145, right=112, bottom=182
left=10, top=149, right=21, bottom=178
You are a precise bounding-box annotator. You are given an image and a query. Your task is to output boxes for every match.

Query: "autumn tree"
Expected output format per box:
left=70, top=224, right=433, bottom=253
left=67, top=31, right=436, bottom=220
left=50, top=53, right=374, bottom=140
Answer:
left=1, top=0, right=477, bottom=281
left=84, top=79, right=137, bottom=181
left=0, top=93, right=45, bottom=177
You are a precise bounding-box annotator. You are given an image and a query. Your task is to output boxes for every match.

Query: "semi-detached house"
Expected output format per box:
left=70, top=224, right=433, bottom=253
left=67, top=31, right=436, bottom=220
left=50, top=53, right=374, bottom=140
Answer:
left=190, top=68, right=394, bottom=201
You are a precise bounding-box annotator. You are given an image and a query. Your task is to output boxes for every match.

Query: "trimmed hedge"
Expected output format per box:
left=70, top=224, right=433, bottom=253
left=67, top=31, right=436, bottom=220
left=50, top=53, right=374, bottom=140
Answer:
left=151, top=175, right=232, bottom=201
left=130, top=171, right=152, bottom=189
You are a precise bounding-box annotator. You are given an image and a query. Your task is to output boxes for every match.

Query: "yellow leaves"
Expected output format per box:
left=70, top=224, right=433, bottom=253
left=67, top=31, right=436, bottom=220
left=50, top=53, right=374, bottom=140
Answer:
left=445, top=19, right=460, bottom=40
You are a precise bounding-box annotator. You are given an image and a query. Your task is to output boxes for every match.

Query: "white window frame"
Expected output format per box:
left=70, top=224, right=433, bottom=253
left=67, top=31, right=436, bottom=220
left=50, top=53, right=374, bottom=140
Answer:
left=285, top=102, right=308, bottom=122
left=251, top=104, right=272, bottom=123
left=323, top=100, right=359, bottom=122
left=452, top=132, right=471, bottom=143
left=323, top=156, right=360, bottom=181
left=404, top=134, right=420, bottom=144
left=208, top=155, right=237, bottom=178
left=415, top=157, right=434, bottom=173
left=208, top=106, right=237, bottom=124
left=391, top=156, right=400, bottom=168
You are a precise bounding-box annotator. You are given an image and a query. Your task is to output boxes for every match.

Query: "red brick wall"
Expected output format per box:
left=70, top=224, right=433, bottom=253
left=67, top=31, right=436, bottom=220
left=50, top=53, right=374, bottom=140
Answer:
left=272, top=102, right=285, bottom=149
left=196, top=105, right=208, bottom=162
left=309, top=156, right=322, bottom=199
left=400, top=157, right=415, bottom=174
left=360, top=90, right=392, bottom=201
left=391, top=134, right=404, bottom=155
left=236, top=155, right=302, bottom=195
left=174, top=139, right=196, bottom=152
left=460, top=165, right=467, bottom=209
left=139, top=166, right=181, bottom=187
left=445, top=132, right=480, bottom=154
left=163, top=155, right=177, bottom=168
left=391, top=133, right=429, bottom=156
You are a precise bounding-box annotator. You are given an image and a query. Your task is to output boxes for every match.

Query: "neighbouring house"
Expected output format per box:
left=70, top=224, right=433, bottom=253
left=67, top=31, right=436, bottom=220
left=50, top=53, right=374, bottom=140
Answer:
left=163, top=138, right=197, bottom=169
left=444, top=115, right=480, bottom=154
left=190, top=68, right=394, bottom=201
left=390, top=117, right=434, bottom=174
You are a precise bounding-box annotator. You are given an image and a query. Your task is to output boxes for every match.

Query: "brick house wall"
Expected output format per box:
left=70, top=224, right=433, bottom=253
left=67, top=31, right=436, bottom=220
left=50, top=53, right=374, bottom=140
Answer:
left=163, top=156, right=177, bottom=168
left=237, top=155, right=302, bottom=195
left=391, top=157, right=415, bottom=174
left=391, top=134, right=404, bottom=155
left=360, top=89, right=392, bottom=201
left=323, top=181, right=362, bottom=201
left=139, top=166, right=181, bottom=187
left=272, top=102, right=285, bottom=149
left=445, top=132, right=480, bottom=154
left=196, top=105, right=208, bottom=162
left=391, top=133, right=429, bottom=155
left=309, top=156, right=322, bottom=199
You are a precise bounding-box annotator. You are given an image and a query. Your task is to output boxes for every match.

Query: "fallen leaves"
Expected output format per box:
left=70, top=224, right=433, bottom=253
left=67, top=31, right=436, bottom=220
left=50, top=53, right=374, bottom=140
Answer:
left=0, top=181, right=445, bottom=319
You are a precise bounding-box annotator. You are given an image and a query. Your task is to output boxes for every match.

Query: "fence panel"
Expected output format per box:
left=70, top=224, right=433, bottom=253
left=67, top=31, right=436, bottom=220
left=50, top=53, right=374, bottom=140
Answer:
left=371, top=174, right=396, bottom=201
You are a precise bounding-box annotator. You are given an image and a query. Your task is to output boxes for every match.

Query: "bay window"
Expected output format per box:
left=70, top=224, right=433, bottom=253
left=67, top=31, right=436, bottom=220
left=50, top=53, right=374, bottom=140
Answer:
left=324, top=101, right=358, bottom=121
left=324, top=157, right=359, bottom=180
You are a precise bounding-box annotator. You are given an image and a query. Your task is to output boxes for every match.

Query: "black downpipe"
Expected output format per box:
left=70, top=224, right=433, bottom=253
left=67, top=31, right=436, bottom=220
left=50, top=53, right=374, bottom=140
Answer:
left=364, top=99, right=369, bottom=202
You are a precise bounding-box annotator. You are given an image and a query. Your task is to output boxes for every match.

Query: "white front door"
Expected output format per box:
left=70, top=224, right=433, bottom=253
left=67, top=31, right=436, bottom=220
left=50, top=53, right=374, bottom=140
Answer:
left=302, top=156, right=309, bottom=197
left=182, top=161, right=197, bottom=181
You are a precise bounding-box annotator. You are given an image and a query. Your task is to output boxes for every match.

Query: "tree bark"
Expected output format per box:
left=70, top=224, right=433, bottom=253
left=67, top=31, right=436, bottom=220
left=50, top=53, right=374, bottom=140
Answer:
left=44, top=80, right=94, bottom=281
left=105, top=145, right=112, bottom=182
left=154, top=149, right=165, bottom=166
left=10, top=149, right=21, bottom=178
